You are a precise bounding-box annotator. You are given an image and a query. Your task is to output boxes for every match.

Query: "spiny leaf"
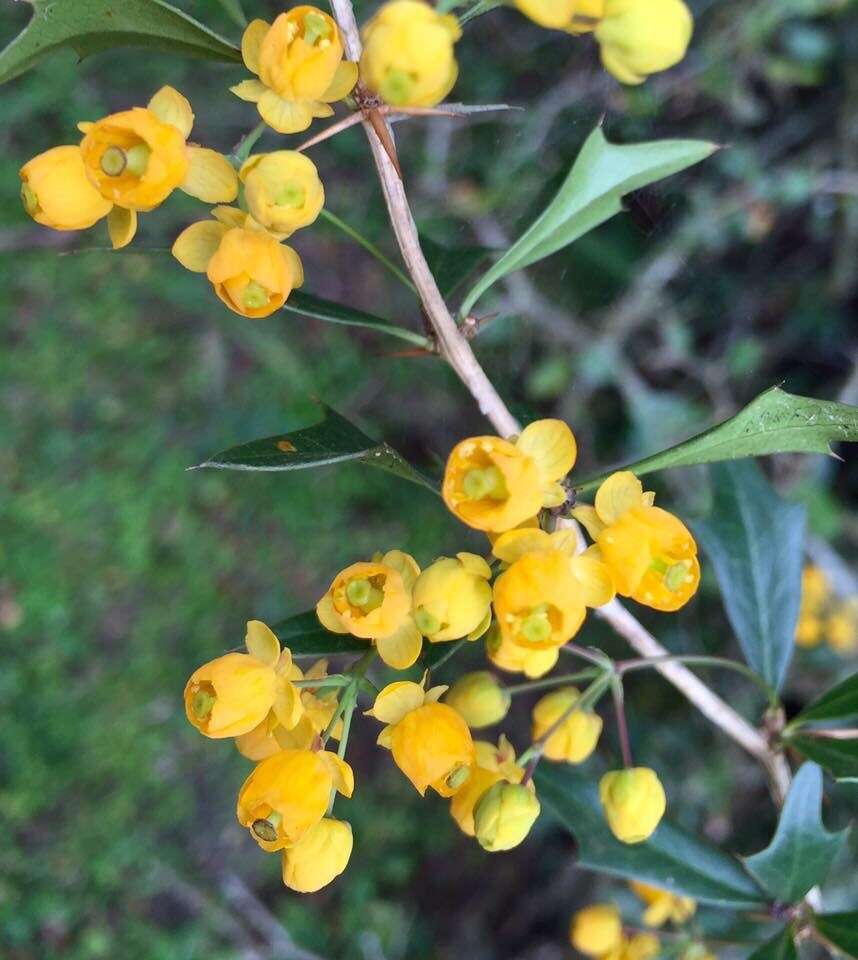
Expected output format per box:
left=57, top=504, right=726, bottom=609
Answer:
left=786, top=735, right=858, bottom=782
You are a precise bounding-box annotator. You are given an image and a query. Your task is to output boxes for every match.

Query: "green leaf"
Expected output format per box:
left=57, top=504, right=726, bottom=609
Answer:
left=791, top=673, right=858, bottom=727
left=420, top=235, right=492, bottom=299
left=0, top=0, right=240, bottom=86
left=787, top=735, right=858, bottom=782
left=747, top=928, right=797, bottom=960
left=193, top=404, right=438, bottom=494
left=271, top=611, right=367, bottom=658
left=574, top=387, right=858, bottom=493
left=282, top=290, right=431, bottom=348
left=535, top=764, right=767, bottom=909
left=815, top=912, right=858, bottom=959
left=693, top=461, right=806, bottom=692
left=459, top=126, right=716, bottom=317
left=744, top=763, right=848, bottom=902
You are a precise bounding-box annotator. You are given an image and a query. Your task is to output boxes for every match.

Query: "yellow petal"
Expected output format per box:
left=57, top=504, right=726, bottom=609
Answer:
left=316, top=591, right=349, bottom=634
left=309, top=101, right=335, bottom=119
left=231, top=78, right=267, bottom=103
left=570, top=554, right=616, bottom=608
left=107, top=206, right=137, bottom=249
left=318, top=751, right=354, bottom=797
left=381, top=550, right=421, bottom=590
left=211, top=205, right=248, bottom=229
left=147, top=86, right=194, bottom=139
left=283, top=244, right=304, bottom=288
left=595, top=471, right=645, bottom=525
left=367, top=681, right=426, bottom=724
left=571, top=504, right=606, bottom=541
left=245, top=619, right=280, bottom=665
left=467, top=607, right=493, bottom=642
left=516, top=419, right=577, bottom=483
left=241, top=18, right=270, bottom=74
left=542, top=481, right=568, bottom=508
left=319, top=60, right=359, bottom=103
left=171, top=219, right=227, bottom=272
left=548, top=527, right=581, bottom=557
left=492, top=528, right=552, bottom=564
left=77, top=121, right=94, bottom=134
left=424, top=684, right=449, bottom=703
left=377, top=725, right=394, bottom=749
left=272, top=678, right=303, bottom=729
left=642, top=491, right=656, bottom=507
left=258, top=91, right=314, bottom=134
left=181, top=147, right=239, bottom=203
left=456, top=552, right=492, bottom=578
left=375, top=618, right=423, bottom=670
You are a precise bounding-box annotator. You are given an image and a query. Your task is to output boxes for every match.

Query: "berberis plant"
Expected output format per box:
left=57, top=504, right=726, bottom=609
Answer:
left=5, top=0, right=857, bottom=957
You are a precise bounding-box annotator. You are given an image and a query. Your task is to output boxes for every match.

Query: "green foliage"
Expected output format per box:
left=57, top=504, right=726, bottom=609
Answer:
left=536, top=765, right=767, bottom=909
left=574, top=388, right=858, bottom=493
left=746, top=928, right=797, bottom=960
left=459, top=127, right=717, bottom=317
left=790, top=672, right=858, bottom=727
left=693, top=462, right=806, bottom=692
left=814, top=912, right=858, bottom=959
left=272, top=610, right=367, bottom=657
left=0, top=0, right=240, bottom=86
left=785, top=736, right=858, bottom=782
left=744, top=763, right=848, bottom=902
left=420, top=234, right=492, bottom=298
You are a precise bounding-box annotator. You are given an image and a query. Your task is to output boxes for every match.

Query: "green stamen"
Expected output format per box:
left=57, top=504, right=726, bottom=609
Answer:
left=275, top=182, right=306, bottom=208
left=302, top=11, right=332, bottom=46
left=347, top=578, right=372, bottom=606
left=192, top=688, right=216, bottom=720
left=242, top=281, right=269, bottom=310
left=100, top=146, right=127, bottom=177
left=125, top=144, right=151, bottom=177
left=462, top=466, right=507, bottom=502
left=649, top=557, right=669, bottom=575
left=665, top=561, right=689, bottom=592
left=520, top=609, right=552, bottom=645
left=415, top=607, right=441, bottom=636
left=380, top=69, right=414, bottom=106
left=20, top=182, right=39, bottom=216
left=251, top=811, right=282, bottom=842
left=446, top=764, right=471, bottom=790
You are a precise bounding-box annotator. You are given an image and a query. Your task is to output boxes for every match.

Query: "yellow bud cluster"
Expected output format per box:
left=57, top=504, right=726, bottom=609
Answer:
left=795, top=565, right=858, bottom=655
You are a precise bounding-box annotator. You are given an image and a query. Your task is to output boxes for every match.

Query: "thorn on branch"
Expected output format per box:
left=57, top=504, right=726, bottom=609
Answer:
left=462, top=311, right=499, bottom=338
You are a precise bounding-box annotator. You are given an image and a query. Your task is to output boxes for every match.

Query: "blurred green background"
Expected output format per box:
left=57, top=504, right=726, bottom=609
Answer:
left=1, top=1, right=857, bottom=957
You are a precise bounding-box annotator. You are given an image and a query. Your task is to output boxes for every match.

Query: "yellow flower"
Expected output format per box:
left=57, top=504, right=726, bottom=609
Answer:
left=172, top=209, right=304, bottom=320
left=184, top=620, right=303, bottom=739
left=569, top=904, right=623, bottom=956
left=531, top=686, right=603, bottom=763
left=514, top=0, right=576, bottom=30
left=624, top=933, right=662, bottom=960
left=368, top=678, right=475, bottom=796
left=595, top=0, right=693, bottom=85
left=360, top=0, right=462, bottom=107
left=445, top=671, right=511, bottom=729
left=599, top=767, right=666, bottom=844
left=281, top=817, right=353, bottom=892
left=573, top=471, right=699, bottom=612
left=795, top=566, right=831, bottom=648
left=449, top=735, right=523, bottom=835
left=78, top=86, right=238, bottom=247
left=486, top=621, right=560, bottom=678
left=472, top=780, right=540, bottom=851
left=412, top=552, right=492, bottom=643
left=795, top=613, right=823, bottom=649
left=240, top=151, right=325, bottom=238
left=630, top=881, right=696, bottom=927
left=236, top=747, right=354, bottom=851
left=826, top=599, right=858, bottom=655
left=232, top=10, right=358, bottom=134
left=316, top=550, right=423, bottom=669
left=19, top=146, right=112, bottom=231
left=443, top=419, right=577, bottom=533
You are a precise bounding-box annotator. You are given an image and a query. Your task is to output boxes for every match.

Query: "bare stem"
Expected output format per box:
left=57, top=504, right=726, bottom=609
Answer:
left=612, top=681, right=634, bottom=768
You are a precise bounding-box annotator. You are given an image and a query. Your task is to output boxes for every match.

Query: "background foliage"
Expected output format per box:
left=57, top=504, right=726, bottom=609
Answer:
left=1, top=0, right=857, bottom=957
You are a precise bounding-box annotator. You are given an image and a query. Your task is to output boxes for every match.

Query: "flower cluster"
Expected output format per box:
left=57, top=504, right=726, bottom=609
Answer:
left=795, top=566, right=857, bottom=655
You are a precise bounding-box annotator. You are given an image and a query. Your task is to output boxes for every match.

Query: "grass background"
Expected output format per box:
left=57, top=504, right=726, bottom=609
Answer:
left=1, top=1, right=857, bottom=957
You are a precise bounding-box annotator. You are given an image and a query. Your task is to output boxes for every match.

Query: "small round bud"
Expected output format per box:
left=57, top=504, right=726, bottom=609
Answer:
left=599, top=767, right=666, bottom=844
left=473, top=781, right=540, bottom=852
left=569, top=904, right=623, bottom=956
left=445, top=671, right=511, bottom=729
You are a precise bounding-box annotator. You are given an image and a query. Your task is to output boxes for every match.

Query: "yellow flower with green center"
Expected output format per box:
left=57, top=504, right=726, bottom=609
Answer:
left=569, top=904, right=623, bottom=956
left=573, top=471, right=699, bottom=612
left=316, top=550, right=423, bottom=669
left=360, top=0, right=462, bottom=108
left=231, top=9, right=358, bottom=134
left=443, top=419, right=577, bottom=533
left=472, top=780, right=540, bottom=851
left=449, top=735, right=523, bottom=835
left=236, top=748, right=354, bottom=851
left=19, top=146, right=112, bottom=232
left=281, top=817, right=353, bottom=893
left=630, top=881, right=696, bottom=927
left=368, top=678, right=476, bottom=796
left=595, top=0, right=693, bottom=85
left=599, top=767, right=666, bottom=844
left=240, top=151, right=325, bottom=238
left=445, top=671, right=511, bottom=729
left=485, top=621, right=560, bottom=678
left=184, top=620, right=303, bottom=739
left=412, top=552, right=492, bottom=643
left=531, top=686, right=603, bottom=763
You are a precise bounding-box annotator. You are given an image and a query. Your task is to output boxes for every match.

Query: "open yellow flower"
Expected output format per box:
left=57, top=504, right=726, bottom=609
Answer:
left=630, top=881, right=696, bottom=927
left=360, top=0, right=461, bottom=107
left=368, top=678, right=475, bottom=796
left=281, top=817, right=353, bottom=892
left=473, top=780, right=540, bottom=851
left=573, top=471, right=699, bottom=612
left=232, top=9, right=358, bottom=134
left=599, top=767, right=666, bottom=844
left=443, top=419, right=577, bottom=533
left=78, top=86, right=238, bottom=247
left=570, top=904, right=623, bottom=956
left=412, top=552, right=492, bottom=643
left=184, top=620, right=303, bottom=739
left=445, top=671, right=511, bottom=729
left=449, top=735, right=523, bottom=836
left=486, top=621, right=560, bottom=678
left=317, top=550, right=422, bottom=669
left=595, top=0, right=693, bottom=85
left=172, top=208, right=304, bottom=320
left=240, top=151, right=325, bottom=238
left=531, top=686, right=603, bottom=763
left=20, top=146, right=112, bottom=231
left=236, top=747, right=354, bottom=851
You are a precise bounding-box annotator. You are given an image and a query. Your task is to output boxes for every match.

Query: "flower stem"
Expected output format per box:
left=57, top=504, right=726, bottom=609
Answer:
left=505, top=669, right=600, bottom=695
left=425, top=638, right=468, bottom=676
left=319, top=209, right=417, bottom=294
left=611, top=680, right=633, bottom=768
left=231, top=121, right=266, bottom=166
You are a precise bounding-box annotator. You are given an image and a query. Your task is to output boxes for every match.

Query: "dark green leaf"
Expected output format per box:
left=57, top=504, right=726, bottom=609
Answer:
left=271, top=611, right=367, bottom=658
left=791, top=673, right=858, bottom=727
left=459, top=127, right=716, bottom=317
left=787, top=735, right=858, bottom=782
left=420, top=235, right=492, bottom=299
left=283, top=291, right=431, bottom=349
left=693, top=461, right=806, bottom=692
left=815, top=913, right=858, bottom=959
left=194, top=405, right=438, bottom=494
left=0, top=0, right=240, bottom=86
left=535, top=764, right=767, bottom=909
left=747, top=928, right=797, bottom=960
left=575, top=388, right=858, bottom=493
left=744, top=763, right=848, bottom=902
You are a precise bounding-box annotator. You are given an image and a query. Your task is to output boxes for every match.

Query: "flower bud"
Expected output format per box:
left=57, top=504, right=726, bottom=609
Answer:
left=281, top=817, right=353, bottom=892
left=514, top=0, right=576, bottom=29
left=259, top=8, right=348, bottom=102
left=19, top=146, right=112, bottom=231
left=599, top=767, right=666, bottom=844
left=596, top=0, right=693, bottom=86
left=473, top=781, right=540, bottom=852
left=569, top=904, right=623, bottom=956
left=413, top=553, right=492, bottom=643
left=449, top=736, right=523, bottom=836
left=390, top=702, right=475, bottom=796
left=445, top=671, right=510, bottom=729
left=240, top=151, right=325, bottom=237
left=531, top=686, right=603, bottom=763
